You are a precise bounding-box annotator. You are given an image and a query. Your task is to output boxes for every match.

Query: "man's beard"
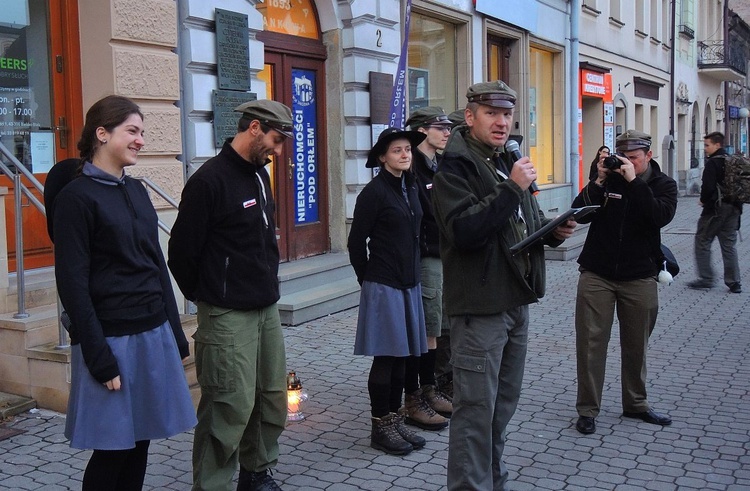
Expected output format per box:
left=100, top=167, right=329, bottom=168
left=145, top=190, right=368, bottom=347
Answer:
left=247, top=135, right=269, bottom=167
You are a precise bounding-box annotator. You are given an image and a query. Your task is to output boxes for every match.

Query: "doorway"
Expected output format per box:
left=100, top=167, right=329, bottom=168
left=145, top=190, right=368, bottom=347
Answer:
left=582, top=96, right=605, bottom=175
left=258, top=40, right=329, bottom=261
left=0, top=0, right=81, bottom=271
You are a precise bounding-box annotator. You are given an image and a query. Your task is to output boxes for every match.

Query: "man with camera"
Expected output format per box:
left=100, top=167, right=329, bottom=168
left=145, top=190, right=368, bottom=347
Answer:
left=571, top=130, right=678, bottom=435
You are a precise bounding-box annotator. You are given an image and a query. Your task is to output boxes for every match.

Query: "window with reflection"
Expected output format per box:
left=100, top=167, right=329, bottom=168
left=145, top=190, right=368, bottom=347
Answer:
left=528, top=47, right=556, bottom=184
left=407, top=13, right=457, bottom=113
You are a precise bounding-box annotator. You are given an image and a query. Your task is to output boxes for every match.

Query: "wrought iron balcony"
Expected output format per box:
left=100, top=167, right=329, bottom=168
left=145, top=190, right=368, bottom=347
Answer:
left=678, top=25, right=694, bottom=39
left=697, top=40, right=746, bottom=81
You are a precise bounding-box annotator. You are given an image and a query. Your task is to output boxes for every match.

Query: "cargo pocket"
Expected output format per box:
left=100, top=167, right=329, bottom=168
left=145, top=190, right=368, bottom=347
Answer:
left=451, top=351, right=487, bottom=405
left=421, top=286, right=441, bottom=333
left=193, top=329, right=236, bottom=393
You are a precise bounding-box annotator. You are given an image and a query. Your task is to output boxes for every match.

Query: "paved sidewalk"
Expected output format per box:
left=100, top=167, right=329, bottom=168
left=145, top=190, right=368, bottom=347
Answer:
left=1, top=196, right=749, bottom=490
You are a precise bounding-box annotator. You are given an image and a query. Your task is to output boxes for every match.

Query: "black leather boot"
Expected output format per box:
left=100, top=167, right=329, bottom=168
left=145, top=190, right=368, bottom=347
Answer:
left=371, top=413, right=413, bottom=455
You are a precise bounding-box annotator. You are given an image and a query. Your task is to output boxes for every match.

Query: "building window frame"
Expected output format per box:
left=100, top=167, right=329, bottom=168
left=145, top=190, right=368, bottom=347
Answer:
left=409, top=0, right=472, bottom=114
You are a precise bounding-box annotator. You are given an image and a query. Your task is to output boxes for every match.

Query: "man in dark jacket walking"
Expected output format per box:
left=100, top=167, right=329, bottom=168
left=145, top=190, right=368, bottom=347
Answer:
left=572, top=129, right=678, bottom=436
left=432, top=81, right=575, bottom=490
left=687, top=131, right=742, bottom=293
left=168, top=99, right=293, bottom=491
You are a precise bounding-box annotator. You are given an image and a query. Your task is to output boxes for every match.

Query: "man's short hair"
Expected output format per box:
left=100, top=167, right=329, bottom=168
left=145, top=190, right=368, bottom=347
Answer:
left=704, top=131, right=724, bottom=146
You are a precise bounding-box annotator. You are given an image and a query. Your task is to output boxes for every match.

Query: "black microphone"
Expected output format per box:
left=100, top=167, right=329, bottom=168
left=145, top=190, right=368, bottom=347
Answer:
left=505, top=139, right=539, bottom=195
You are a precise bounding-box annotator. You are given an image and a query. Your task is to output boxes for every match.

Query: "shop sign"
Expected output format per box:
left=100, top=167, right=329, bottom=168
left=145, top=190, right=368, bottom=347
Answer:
left=581, top=70, right=612, bottom=99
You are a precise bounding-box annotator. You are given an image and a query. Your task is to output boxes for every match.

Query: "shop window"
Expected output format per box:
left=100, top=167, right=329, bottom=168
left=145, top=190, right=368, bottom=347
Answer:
left=407, top=12, right=457, bottom=112
left=528, top=47, right=557, bottom=185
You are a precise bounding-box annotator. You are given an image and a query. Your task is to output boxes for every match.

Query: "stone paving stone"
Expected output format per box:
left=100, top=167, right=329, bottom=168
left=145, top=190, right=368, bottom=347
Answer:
left=0, top=475, right=38, bottom=490
left=344, top=476, right=391, bottom=490
left=615, top=484, right=647, bottom=491
left=644, top=481, right=678, bottom=490
left=657, top=463, right=687, bottom=477
left=325, top=484, right=362, bottom=491
left=675, top=475, right=709, bottom=488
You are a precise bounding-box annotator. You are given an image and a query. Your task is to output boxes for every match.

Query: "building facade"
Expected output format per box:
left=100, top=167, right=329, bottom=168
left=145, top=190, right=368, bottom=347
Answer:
left=578, top=0, right=674, bottom=187
left=0, top=0, right=580, bottom=309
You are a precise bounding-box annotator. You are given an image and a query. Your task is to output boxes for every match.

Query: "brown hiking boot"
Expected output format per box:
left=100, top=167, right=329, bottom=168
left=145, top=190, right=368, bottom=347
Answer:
left=371, top=413, right=413, bottom=455
left=422, top=384, right=453, bottom=418
left=393, top=412, right=426, bottom=449
left=403, top=389, right=449, bottom=430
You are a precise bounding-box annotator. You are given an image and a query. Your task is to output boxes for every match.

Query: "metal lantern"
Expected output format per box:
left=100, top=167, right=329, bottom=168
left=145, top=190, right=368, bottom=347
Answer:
left=286, top=371, right=308, bottom=422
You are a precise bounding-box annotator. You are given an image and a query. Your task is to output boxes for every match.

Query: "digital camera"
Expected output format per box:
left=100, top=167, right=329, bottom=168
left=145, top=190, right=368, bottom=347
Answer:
left=603, top=153, right=625, bottom=170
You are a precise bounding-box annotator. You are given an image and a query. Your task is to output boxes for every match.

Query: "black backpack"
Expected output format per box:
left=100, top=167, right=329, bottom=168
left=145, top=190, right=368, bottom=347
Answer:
left=718, top=154, right=750, bottom=204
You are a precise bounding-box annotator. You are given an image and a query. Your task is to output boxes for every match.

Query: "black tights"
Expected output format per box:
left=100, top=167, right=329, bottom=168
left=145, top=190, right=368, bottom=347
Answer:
left=404, top=350, right=437, bottom=394
left=82, top=440, right=150, bottom=491
left=368, top=356, right=406, bottom=417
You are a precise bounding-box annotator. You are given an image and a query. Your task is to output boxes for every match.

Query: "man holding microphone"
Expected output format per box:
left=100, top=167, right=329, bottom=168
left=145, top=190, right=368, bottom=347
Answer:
left=431, top=80, right=575, bottom=490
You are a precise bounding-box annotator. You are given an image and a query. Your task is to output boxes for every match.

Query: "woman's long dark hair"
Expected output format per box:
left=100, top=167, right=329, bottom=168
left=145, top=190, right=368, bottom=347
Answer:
left=590, top=145, right=610, bottom=167
left=77, top=95, right=143, bottom=168
left=588, top=145, right=610, bottom=180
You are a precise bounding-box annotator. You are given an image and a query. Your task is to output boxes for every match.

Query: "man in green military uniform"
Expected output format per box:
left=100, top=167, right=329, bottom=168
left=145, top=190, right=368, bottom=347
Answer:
left=169, top=99, right=293, bottom=491
left=432, top=81, right=575, bottom=490
left=572, top=129, right=677, bottom=435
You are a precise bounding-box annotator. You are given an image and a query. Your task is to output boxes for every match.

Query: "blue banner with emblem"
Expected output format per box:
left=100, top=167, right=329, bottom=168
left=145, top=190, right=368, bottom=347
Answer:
left=388, top=0, right=412, bottom=129
left=292, top=68, right=319, bottom=224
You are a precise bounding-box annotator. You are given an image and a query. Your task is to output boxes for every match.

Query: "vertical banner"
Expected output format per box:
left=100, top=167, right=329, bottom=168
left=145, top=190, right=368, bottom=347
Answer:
left=292, top=68, right=319, bottom=224
left=388, top=0, right=413, bottom=129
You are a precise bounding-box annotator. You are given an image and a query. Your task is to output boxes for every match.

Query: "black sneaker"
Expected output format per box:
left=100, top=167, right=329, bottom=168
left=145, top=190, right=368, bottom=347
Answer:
left=729, top=283, right=742, bottom=293
left=687, top=279, right=713, bottom=290
left=238, top=469, right=282, bottom=491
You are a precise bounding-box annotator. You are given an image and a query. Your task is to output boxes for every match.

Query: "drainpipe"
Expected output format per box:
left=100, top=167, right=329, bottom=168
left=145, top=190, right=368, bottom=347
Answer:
left=570, top=0, right=580, bottom=200
left=723, top=0, right=729, bottom=139
left=669, top=0, right=677, bottom=181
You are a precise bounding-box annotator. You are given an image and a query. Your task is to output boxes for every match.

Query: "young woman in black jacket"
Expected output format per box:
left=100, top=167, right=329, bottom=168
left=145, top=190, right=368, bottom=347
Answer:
left=52, top=95, right=196, bottom=490
left=348, top=127, right=429, bottom=456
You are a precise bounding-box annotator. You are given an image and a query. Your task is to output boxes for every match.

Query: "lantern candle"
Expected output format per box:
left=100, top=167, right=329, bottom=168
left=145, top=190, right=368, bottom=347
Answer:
left=286, top=371, right=308, bottom=422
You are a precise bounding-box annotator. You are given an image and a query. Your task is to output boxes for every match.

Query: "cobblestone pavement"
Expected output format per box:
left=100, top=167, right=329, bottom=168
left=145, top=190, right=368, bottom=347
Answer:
left=1, top=196, right=749, bottom=490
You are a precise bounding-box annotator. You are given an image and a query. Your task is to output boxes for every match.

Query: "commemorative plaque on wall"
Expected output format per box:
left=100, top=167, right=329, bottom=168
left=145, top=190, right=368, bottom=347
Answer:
left=212, top=90, right=256, bottom=147
left=216, top=8, right=250, bottom=91
left=213, top=8, right=254, bottom=147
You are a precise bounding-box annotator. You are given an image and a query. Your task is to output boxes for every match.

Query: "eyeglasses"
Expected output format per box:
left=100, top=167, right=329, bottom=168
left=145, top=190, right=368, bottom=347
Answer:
left=427, top=125, right=451, bottom=133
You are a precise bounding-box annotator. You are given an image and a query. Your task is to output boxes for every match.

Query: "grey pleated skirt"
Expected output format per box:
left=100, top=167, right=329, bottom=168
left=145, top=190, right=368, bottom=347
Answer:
left=65, top=321, right=197, bottom=450
left=354, top=281, right=428, bottom=357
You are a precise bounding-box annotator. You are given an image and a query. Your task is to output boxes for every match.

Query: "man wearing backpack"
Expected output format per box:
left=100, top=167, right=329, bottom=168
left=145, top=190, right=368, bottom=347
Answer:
left=688, top=132, right=742, bottom=294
